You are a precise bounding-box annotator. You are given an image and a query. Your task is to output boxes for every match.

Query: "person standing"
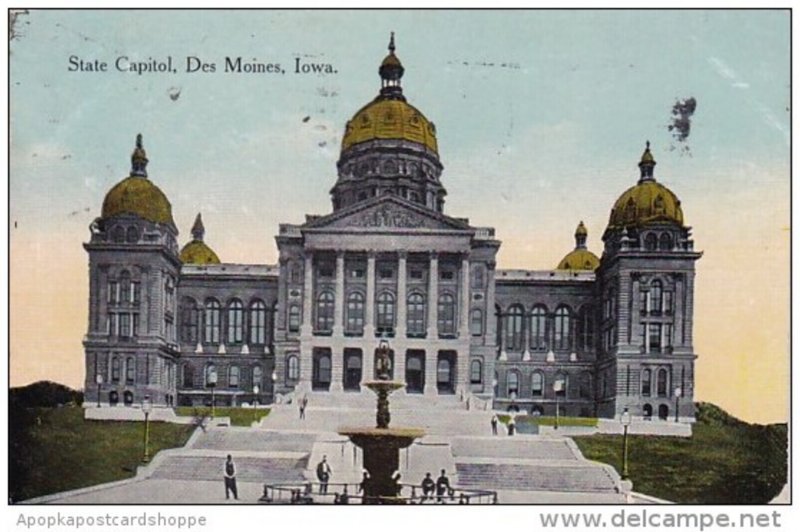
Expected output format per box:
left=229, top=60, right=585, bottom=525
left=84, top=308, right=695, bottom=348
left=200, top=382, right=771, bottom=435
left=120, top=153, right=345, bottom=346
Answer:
left=223, top=454, right=238, bottom=500
left=435, top=469, right=451, bottom=504
left=508, top=416, right=516, bottom=436
left=299, top=394, right=308, bottom=420
left=316, top=455, right=332, bottom=494
left=491, top=414, right=498, bottom=435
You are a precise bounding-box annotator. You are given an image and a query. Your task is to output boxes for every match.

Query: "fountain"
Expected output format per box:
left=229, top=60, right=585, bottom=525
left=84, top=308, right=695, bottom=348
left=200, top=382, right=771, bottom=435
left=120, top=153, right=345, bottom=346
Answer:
left=338, top=338, right=425, bottom=503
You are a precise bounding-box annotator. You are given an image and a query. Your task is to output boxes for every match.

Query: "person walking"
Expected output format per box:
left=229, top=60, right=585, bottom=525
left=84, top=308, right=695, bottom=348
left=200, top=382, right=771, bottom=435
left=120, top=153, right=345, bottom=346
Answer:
left=491, top=414, right=498, bottom=435
left=316, top=455, right=332, bottom=494
left=223, top=454, right=238, bottom=500
left=435, top=469, right=451, bottom=504
left=299, top=394, right=308, bottom=420
left=421, top=472, right=435, bottom=503
left=507, top=416, right=516, bottom=436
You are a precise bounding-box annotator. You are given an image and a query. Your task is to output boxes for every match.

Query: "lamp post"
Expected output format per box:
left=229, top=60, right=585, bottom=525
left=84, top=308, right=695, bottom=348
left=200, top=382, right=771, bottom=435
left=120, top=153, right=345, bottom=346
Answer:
left=142, top=395, right=152, bottom=463
left=208, top=370, right=218, bottom=418
left=553, top=378, right=565, bottom=430
left=253, top=384, right=260, bottom=408
left=95, top=374, right=103, bottom=408
left=620, top=407, right=631, bottom=480
left=674, top=387, right=682, bottom=423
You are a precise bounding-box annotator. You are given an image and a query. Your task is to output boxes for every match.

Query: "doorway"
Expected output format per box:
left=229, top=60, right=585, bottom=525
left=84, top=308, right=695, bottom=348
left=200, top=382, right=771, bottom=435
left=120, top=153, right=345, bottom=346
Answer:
left=312, top=348, right=332, bottom=391
left=343, top=349, right=362, bottom=391
left=437, top=351, right=456, bottom=394
left=405, top=350, right=425, bottom=394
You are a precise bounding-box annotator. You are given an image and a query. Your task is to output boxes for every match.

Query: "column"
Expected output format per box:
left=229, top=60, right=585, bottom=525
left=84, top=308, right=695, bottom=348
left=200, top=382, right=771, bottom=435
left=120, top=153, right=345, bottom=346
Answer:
left=425, top=252, right=439, bottom=395
left=333, top=251, right=345, bottom=337
left=362, top=252, right=376, bottom=386
left=395, top=252, right=408, bottom=387
left=299, top=252, right=314, bottom=391
left=458, top=255, right=471, bottom=395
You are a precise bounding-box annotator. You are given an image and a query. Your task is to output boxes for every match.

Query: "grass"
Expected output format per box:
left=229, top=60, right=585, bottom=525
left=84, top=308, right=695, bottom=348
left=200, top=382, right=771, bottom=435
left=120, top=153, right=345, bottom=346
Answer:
left=10, top=406, right=195, bottom=502
left=174, top=406, right=271, bottom=427
left=573, top=403, right=787, bottom=504
left=497, top=414, right=598, bottom=427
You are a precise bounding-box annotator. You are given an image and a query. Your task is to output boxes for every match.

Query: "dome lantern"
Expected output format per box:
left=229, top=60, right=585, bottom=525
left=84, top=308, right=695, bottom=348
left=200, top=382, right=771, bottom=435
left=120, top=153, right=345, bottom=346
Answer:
left=131, top=133, right=149, bottom=178
left=575, top=221, right=588, bottom=249
left=191, top=212, right=205, bottom=241
left=378, top=32, right=405, bottom=101
left=638, top=140, right=656, bottom=183
left=180, top=212, right=220, bottom=265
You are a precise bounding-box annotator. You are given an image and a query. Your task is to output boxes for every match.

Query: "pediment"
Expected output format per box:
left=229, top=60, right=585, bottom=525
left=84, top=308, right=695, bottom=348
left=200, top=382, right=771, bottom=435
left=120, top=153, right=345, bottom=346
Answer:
left=302, top=197, right=471, bottom=231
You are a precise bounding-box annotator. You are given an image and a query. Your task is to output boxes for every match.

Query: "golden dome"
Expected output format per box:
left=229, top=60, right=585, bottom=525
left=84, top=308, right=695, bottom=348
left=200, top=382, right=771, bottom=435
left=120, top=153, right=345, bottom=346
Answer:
left=341, top=98, right=438, bottom=154
left=179, top=240, right=220, bottom=265
left=557, top=249, right=600, bottom=271
left=101, top=135, right=175, bottom=227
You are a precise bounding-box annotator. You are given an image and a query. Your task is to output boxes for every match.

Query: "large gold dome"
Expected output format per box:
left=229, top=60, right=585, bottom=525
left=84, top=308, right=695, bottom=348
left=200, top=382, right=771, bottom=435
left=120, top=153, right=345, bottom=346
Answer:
left=102, top=175, right=175, bottom=226
left=341, top=98, right=438, bottom=154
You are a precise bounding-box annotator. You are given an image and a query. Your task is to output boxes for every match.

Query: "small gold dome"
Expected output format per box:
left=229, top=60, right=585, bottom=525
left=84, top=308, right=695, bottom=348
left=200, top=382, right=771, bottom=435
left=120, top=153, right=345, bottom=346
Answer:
left=102, top=175, right=175, bottom=226
left=608, top=181, right=684, bottom=229
left=557, top=249, right=600, bottom=271
left=179, top=240, right=220, bottom=265
left=341, top=98, right=438, bottom=154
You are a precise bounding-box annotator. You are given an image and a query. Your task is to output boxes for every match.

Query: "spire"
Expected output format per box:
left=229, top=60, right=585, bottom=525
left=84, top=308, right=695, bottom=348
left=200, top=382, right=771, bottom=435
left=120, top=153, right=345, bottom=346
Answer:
left=638, top=140, right=656, bottom=182
left=191, top=212, right=205, bottom=241
left=574, top=221, right=588, bottom=249
left=379, top=32, right=405, bottom=101
left=130, top=133, right=148, bottom=178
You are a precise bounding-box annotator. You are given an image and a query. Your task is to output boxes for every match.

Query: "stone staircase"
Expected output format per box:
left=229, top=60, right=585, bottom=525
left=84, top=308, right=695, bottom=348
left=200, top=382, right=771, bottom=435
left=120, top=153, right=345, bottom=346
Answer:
left=455, top=462, right=620, bottom=493
left=149, top=455, right=307, bottom=483
left=190, top=429, right=317, bottom=453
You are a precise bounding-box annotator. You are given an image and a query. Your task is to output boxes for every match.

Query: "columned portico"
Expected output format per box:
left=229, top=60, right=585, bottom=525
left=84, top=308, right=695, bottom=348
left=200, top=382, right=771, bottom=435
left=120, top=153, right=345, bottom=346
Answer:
left=425, top=252, right=439, bottom=395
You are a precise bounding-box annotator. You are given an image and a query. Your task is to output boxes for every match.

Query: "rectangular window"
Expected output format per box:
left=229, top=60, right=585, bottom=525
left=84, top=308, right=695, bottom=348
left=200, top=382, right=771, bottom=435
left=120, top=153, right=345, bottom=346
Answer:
left=409, top=269, right=424, bottom=280
left=664, top=323, right=673, bottom=348
left=439, top=270, right=455, bottom=281
left=108, top=282, right=118, bottom=304
left=664, top=291, right=673, bottom=314
left=649, top=323, right=662, bottom=352
left=350, top=268, right=365, bottom=279
left=318, top=266, right=334, bottom=278
left=119, top=313, right=131, bottom=337
left=288, top=305, right=301, bottom=332
left=132, top=314, right=139, bottom=337
left=131, top=282, right=140, bottom=304
left=107, top=314, right=117, bottom=336
left=379, top=269, right=394, bottom=280
left=470, top=309, right=483, bottom=336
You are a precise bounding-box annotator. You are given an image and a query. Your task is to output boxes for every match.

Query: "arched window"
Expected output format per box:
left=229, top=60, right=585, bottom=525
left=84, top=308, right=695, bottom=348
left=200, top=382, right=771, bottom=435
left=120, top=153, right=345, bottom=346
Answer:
left=204, top=299, right=221, bottom=344
left=376, top=291, right=396, bottom=334
left=507, top=370, right=520, bottom=397
left=229, top=366, right=240, bottom=388
left=579, top=372, right=592, bottom=399
left=645, top=233, right=658, bottom=251
left=658, top=404, right=669, bottom=420
left=288, top=305, right=301, bottom=332
left=225, top=300, right=244, bottom=344
left=346, top=292, right=365, bottom=333
left=657, top=368, right=668, bottom=397
left=659, top=232, right=673, bottom=251
left=578, top=305, right=595, bottom=350
left=316, top=291, right=335, bottom=332
left=531, top=371, right=544, bottom=397
left=505, top=305, right=524, bottom=351
left=554, top=372, right=568, bottom=398
left=554, top=306, right=571, bottom=350
left=650, top=280, right=663, bottom=313
left=111, top=225, right=125, bottom=243
left=438, top=293, right=456, bottom=336
left=205, top=363, right=217, bottom=387
left=530, top=306, right=547, bottom=350
left=470, top=359, right=482, bottom=384
left=407, top=293, right=425, bottom=336
left=286, top=355, right=300, bottom=381
left=249, top=300, right=267, bottom=345
left=643, top=403, right=653, bottom=419
left=180, top=298, right=199, bottom=344
left=125, top=225, right=139, bottom=243
left=125, top=357, right=135, bottom=383
left=642, top=369, right=652, bottom=396
left=111, top=357, right=120, bottom=382
left=470, top=308, right=483, bottom=336
left=119, top=271, right=131, bottom=303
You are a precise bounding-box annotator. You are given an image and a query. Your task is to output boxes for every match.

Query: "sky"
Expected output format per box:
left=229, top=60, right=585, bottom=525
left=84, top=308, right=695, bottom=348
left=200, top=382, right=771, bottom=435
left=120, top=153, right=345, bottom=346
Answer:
left=9, top=9, right=790, bottom=423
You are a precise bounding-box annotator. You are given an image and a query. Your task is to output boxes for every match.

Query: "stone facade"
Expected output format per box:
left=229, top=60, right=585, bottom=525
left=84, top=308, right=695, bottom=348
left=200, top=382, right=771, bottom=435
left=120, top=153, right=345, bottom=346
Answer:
left=83, top=40, right=700, bottom=422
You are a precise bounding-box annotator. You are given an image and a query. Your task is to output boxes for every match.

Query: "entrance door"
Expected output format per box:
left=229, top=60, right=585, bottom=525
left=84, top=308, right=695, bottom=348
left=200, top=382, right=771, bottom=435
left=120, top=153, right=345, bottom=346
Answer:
left=312, top=349, right=332, bottom=391
left=405, top=351, right=425, bottom=394
left=437, top=351, right=456, bottom=394
left=344, top=349, right=362, bottom=391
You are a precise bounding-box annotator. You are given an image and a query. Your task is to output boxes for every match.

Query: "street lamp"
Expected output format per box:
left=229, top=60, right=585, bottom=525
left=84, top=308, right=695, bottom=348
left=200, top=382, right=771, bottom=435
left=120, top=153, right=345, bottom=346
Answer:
left=253, top=384, right=260, bottom=408
left=674, top=387, right=682, bottom=423
left=620, top=407, right=632, bottom=480
left=95, top=374, right=103, bottom=408
left=553, top=378, right=565, bottom=430
left=142, top=395, right=152, bottom=463
left=208, top=370, right=218, bottom=418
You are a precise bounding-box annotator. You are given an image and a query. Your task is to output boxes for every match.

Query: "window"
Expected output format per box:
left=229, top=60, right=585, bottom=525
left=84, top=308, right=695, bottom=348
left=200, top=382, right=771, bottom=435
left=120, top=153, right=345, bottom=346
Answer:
left=554, top=306, right=571, bottom=350
left=649, top=280, right=663, bottom=314
left=111, top=225, right=125, bottom=242
left=287, top=355, right=300, bottom=380
left=578, top=305, right=595, bottom=350
left=409, top=269, right=424, bottom=280
left=437, top=293, right=456, bottom=336
left=253, top=365, right=263, bottom=388
left=579, top=372, right=592, bottom=399
left=531, top=371, right=544, bottom=397
left=470, top=308, right=483, bottom=336
left=107, top=314, right=117, bottom=336
left=183, top=364, right=194, bottom=388
left=318, top=266, right=334, bottom=278
left=642, top=369, right=652, bottom=396
left=249, top=300, right=267, bottom=345
left=470, top=359, right=482, bottom=384
left=130, top=282, right=140, bottom=304
left=471, top=265, right=484, bottom=288
left=111, top=357, right=120, bottom=382
left=226, top=299, right=244, bottom=344
left=507, top=371, right=519, bottom=397
left=645, top=233, right=658, bottom=251
left=316, top=291, right=335, bottom=332
left=349, top=268, right=365, bottom=279
left=407, top=293, right=425, bottom=335
left=126, top=226, right=139, bottom=243
left=346, top=292, right=365, bottom=333
left=505, top=305, right=524, bottom=351
left=657, top=368, right=668, bottom=397
left=379, top=269, right=394, bottom=280
left=440, top=270, right=455, bottom=281
left=288, top=305, right=301, bottom=332
left=554, top=372, right=568, bottom=398
left=108, top=281, right=118, bottom=304
left=132, top=314, right=139, bottom=337
left=205, top=363, right=217, bottom=387
left=229, top=366, right=240, bottom=388
left=119, top=271, right=131, bottom=303
left=180, top=298, right=199, bottom=344
left=649, top=323, right=662, bottom=352
left=290, top=262, right=302, bottom=284
left=204, top=299, right=221, bottom=344
left=664, top=323, right=673, bottom=348
left=530, top=306, right=547, bottom=349
left=376, top=291, right=395, bottom=333
left=119, top=313, right=131, bottom=338
left=659, top=232, right=673, bottom=251
left=126, top=357, right=135, bottom=383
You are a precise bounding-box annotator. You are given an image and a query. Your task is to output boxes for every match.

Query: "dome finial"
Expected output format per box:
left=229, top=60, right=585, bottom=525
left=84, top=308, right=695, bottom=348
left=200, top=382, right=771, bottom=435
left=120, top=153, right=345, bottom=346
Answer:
left=130, top=133, right=149, bottom=178
left=638, top=140, right=656, bottom=182
left=575, top=221, right=588, bottom=249
left=388, top=31, right=395, bottom=54
left=191, top=212, right=205, bottom=241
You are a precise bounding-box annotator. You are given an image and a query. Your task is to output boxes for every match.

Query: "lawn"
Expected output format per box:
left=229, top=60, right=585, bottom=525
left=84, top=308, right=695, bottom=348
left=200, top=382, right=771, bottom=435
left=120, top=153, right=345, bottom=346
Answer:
left=498, top=414, right=598, bottom=427
left=174, top=406, right=271, bottom=426
left=10, top=406, right=195, bottom=502
left=573, top=403, right=787, bottom=504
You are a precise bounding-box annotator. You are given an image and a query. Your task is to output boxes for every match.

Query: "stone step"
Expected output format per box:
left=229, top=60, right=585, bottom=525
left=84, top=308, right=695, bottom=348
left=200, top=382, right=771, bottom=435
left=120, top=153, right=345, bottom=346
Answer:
left=455, top=462, right=619, bottom=493
left=150, top=455, right=308, bottom=483
left=450, top=437, right=579, bottom=461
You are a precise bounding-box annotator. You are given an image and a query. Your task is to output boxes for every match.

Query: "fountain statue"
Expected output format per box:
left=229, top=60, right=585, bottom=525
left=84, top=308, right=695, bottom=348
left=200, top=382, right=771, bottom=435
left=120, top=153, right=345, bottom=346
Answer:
left=338, top=338, right=425, bottom=503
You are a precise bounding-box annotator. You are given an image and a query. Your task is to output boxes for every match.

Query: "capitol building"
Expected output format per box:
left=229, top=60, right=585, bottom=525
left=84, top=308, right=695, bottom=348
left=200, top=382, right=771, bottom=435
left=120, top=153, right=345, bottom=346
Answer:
left=83, top=37, right=701, bottom=422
